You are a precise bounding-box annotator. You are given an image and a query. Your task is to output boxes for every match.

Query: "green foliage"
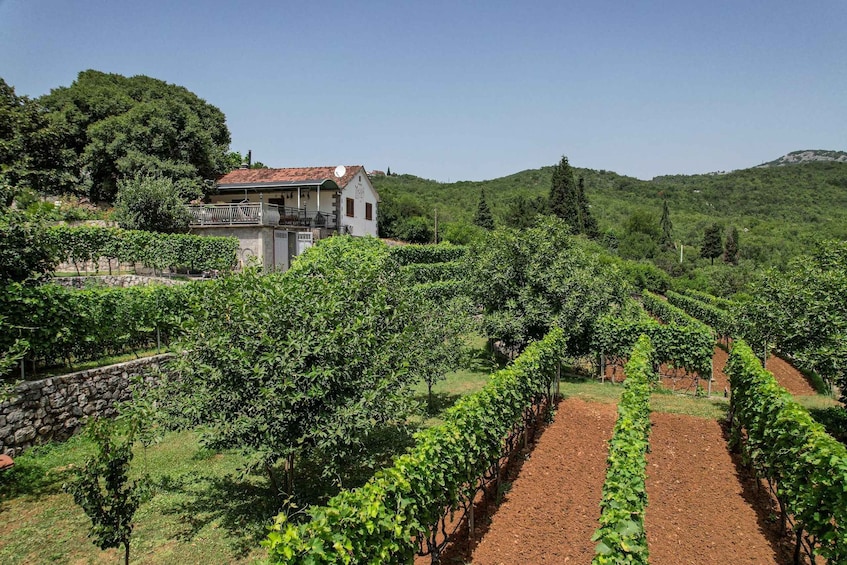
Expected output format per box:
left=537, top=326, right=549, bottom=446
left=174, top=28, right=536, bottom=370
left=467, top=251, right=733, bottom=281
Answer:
left=549, top=157, right=598, bottom=237
left=163, top=237, right=466, bottom=488
left=593, top=298, right=713, bottom=377
left=263, top=327, right=567, bottom=563
left=389, top=243, right=467, bottom=266
left=113, top=175, right=191, bottom=233
left=592, top=335, right=654, bottom=564
left=64, top=417, right=146, bottom=565
left=45, top=225, right=238, bottom=273
left=0, top=180, right=56, bottom=283
left=373, top=161, right=847, bottom=267
left=465, top=217, right=627, bottom=355
left=723, top=226, right=739, bottom=265
left=37, top=70, right=230, bottom=202
left=726, top=340, right=847, bottom=562
left=613, top=258, right=671, bottom=294
left=399, top=261, right=465, bottom=284
left=736, top=241, right=847, bottom=393
left=473, top=189, right=495, bottom=230
left=659, top=199, right=674, bottom=251
left=440, top=220, right=485, bottom=245
left=0, top=281, right=200, bottom=373
left=503, top=194, right=549, bottom=230
left=700, top=223, right=723, bottom=265
left=666, top=290, right=735, bottom=341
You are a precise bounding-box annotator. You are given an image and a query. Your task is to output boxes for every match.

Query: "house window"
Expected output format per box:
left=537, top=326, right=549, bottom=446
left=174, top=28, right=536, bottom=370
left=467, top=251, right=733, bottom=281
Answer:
left=365, top=202, right=373, bottom=221
left=346, top=197, right=355, bottom=217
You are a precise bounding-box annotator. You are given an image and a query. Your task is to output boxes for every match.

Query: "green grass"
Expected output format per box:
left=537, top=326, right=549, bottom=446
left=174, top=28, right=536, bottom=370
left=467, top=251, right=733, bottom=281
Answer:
left=0, top=430, right=269, bottom=564
left=558, top=376, right=729, bottom=420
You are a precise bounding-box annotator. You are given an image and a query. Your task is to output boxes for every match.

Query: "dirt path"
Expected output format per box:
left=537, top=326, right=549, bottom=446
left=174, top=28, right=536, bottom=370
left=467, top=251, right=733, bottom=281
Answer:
left=645, top=412, right=792, bottom=564
left=470, top=398, right=618, bottom=565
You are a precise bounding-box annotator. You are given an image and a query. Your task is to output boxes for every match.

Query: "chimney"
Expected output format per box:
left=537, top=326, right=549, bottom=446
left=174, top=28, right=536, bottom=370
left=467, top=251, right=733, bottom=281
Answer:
left=247, top=149, right=252, bottom=168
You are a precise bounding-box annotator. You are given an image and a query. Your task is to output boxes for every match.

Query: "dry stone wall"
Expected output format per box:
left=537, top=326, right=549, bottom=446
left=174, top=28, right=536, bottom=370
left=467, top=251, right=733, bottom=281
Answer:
left=52, top=274, right=186, bottom=288
left=0, top=355, right=171, bottom=456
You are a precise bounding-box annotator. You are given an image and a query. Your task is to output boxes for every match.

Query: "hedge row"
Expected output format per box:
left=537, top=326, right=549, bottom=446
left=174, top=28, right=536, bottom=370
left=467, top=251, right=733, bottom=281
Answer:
left=400, top=261, right=465, bottom=284
left=263, top=327, right=566, bottom=563
left=727, top=340, right=847, bottom=561
left=592, top=334, right=654, bottom=564
left=641, top=290, right=710, bottom=332
left=682, top=288, right=736, bottom=310
left=389, top=243, right=467, bottom=266
left=410, top=280, right=467, bottom=304
left=46, top=225, right=238, bottom=273
left=666, top=290, right=735, bottom=340
left=593, top=300, right=712, bottom=377
left=0, top=281, right=204, bottom=372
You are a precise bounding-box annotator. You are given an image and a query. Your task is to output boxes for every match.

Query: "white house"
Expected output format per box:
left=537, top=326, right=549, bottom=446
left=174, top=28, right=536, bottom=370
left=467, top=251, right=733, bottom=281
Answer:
left=186, top=165, right=380, bottom=270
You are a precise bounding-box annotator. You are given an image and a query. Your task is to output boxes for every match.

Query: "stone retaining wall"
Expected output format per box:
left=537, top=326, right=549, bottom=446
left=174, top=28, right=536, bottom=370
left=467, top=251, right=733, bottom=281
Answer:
left=0, top=355, right=171, bottom=456
left=52, top=275, right=186, bottom=288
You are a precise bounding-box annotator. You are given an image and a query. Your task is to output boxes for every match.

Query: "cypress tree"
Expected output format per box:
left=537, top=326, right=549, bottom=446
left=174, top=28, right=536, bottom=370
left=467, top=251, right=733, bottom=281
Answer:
left=576, top=176, right=599, bottom=238
left=549, top=156, right=578, bottom=230
left=701, top=223, right=723, bottom=265
left=473, top=189, right=495, bottom=230
left=723, top=226, right=739, bottom=265
left=659, top=200, right=674, bottom=251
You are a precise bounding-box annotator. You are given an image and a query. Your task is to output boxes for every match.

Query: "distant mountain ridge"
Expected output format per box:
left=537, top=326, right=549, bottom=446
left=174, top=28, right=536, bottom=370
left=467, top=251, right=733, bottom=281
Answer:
left=757, top=149, right=847, bottom=168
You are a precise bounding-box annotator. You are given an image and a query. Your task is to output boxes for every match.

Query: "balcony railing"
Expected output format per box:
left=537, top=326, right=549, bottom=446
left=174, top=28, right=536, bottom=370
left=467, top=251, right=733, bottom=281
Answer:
left=188, top=203, right=336, bottom=229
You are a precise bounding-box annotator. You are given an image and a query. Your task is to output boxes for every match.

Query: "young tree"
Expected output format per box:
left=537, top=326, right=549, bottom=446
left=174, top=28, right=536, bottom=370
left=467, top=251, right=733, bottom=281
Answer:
left=473, top=189, right=495, bottom=230
left=723, top=226, right=739, bottom=265
left=659, top=200, right=674, bottom=251
left=701, top=223, right=723, bottom=265
left=65, top=417, right=145, bottom=565
left=113, top=175, right=191, bottom=233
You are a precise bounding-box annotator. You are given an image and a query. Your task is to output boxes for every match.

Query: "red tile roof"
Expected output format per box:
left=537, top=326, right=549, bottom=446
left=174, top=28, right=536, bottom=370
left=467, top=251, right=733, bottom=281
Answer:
left=217, top=165, right=365, bottom=189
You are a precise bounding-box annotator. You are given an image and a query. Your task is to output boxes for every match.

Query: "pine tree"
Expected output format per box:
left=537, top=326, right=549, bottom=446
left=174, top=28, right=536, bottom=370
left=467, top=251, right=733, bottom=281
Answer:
left=723, top=226, right=739, bottom=265
left=659, top=200, right=674, bottom=251
left=386, top=166, right=391, bottom=176
left=701, top=223, right=723, bottom=265
left=473, top=189, right=495, bottom=230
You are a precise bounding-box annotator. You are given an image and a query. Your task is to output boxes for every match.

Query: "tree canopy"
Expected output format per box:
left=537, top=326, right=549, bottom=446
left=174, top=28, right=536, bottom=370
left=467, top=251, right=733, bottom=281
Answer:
left=37, top=70, right=231, bottom=203
left=701, top=223, right=723, bottom=265
left=473, top=189, right=495, bottom=230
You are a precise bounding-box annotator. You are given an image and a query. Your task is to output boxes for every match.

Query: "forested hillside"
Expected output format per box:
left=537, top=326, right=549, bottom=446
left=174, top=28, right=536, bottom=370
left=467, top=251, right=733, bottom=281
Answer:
left=374, top=160, right=847, bottom=266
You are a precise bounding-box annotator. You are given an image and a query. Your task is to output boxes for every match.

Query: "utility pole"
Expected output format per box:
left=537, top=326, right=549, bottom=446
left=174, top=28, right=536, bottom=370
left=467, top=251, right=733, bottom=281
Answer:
left=679, top=243, right=684, bottom=264
left=434, top=208, right=438, bottom=243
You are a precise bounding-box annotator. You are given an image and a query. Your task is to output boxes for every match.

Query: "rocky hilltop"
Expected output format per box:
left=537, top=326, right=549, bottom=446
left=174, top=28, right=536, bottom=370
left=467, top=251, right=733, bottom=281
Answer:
left=757, top=149, right=847, bottom=167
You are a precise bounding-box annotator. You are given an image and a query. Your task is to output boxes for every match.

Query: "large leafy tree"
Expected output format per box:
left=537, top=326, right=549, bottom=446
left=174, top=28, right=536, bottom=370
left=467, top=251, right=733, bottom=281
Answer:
left=738, top=241, right=847, bottom=395
left=161, top=237, right=458, bottom=492
left=465, top=216, right=626, bottom=355
left=0, top=78, right=71, bottom=193
left=38, top=70, right=231, bottom=203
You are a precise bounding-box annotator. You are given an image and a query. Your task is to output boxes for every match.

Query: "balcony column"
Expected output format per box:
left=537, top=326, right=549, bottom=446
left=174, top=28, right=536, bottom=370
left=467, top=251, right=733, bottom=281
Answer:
left=297, top=187, right=301, bottom=209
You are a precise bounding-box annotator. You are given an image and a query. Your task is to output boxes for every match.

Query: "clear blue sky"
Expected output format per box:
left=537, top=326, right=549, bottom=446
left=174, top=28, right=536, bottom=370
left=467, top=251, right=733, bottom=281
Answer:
left=1, top=0, right=845, bottom=181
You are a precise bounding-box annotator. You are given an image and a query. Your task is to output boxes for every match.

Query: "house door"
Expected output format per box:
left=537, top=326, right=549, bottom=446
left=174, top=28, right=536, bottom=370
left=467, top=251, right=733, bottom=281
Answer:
left=296, top=232, right=314, bottom=256
left=274, top=230, right=289, bottom=271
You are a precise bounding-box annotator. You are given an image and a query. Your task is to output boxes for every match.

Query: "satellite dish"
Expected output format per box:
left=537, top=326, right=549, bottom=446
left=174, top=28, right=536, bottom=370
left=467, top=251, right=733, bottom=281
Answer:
left=334, top=165, right=346, bottom=178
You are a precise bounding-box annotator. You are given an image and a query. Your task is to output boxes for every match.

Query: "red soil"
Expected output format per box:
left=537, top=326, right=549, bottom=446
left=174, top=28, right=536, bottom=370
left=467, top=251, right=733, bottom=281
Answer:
left=765, top=356, right=818, bottom=396
left=645, top=412, right=793, bottom=564
left=469, top=398, right=618, bottom=564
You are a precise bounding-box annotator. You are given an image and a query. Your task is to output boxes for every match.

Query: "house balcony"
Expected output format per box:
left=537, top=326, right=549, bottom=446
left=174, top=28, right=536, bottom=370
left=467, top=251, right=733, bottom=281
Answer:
left=187, top=203, right=337, bottom=230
